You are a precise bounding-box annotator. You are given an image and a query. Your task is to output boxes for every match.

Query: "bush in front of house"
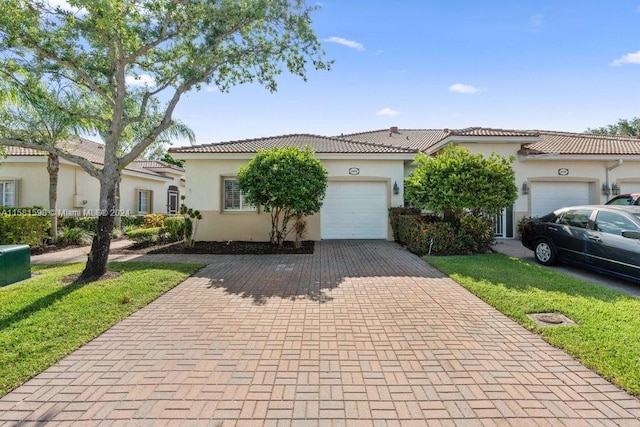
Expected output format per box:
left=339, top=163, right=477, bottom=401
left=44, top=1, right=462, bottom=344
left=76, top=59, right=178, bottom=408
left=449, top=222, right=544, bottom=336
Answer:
left=390, top=209, right=495, bottom=256
left=126, top=227, right=162, bottom=244
left=141, top=213, right=165, bottom=228
left=161, top=216, right=185, bottom=243
left=120, top=215, right=146, bottom=228
left=59, top=227, right=94, bottom=246
left=59, top=216, right=99, bottom=232
left=0, top=213, right=50, bottom=247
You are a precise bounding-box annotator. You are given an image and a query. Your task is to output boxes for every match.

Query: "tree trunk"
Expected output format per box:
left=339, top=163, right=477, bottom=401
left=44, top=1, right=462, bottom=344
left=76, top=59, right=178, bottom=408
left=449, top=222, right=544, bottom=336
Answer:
left=46, top=154, right=59, bottom=243
left=79, top=175, right=118, bottom=282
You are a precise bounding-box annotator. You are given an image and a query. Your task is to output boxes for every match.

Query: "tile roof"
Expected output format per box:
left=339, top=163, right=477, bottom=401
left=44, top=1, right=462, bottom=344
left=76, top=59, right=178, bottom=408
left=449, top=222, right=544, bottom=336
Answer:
left=339, top=129, right=448, bottom=152
left=4, top=138, right=178, bottom=177
left=132, top=159, right=185, bottom=172
left=526, top=131, right=640, bottom=155
left=447, top=127, right=539, bottom=138
left=169, top=134, right=418, bottom=154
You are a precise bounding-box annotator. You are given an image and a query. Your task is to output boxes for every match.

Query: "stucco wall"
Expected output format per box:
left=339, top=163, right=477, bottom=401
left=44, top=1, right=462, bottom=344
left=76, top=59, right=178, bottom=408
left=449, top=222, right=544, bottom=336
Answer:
left=182, top=157, right=406, bottom=241
left=0, top=157, right=184, bottom=216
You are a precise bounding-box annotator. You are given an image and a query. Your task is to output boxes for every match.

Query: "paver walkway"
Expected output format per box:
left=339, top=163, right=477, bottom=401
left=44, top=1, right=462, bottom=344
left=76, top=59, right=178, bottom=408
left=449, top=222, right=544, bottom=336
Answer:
left=2, top=240, right=640, bottom=425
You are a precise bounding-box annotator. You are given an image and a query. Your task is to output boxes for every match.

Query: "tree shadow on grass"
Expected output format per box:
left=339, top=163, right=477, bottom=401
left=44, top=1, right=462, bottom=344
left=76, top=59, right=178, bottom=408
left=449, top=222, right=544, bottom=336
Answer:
left=0, top=262, right=202, bottom=332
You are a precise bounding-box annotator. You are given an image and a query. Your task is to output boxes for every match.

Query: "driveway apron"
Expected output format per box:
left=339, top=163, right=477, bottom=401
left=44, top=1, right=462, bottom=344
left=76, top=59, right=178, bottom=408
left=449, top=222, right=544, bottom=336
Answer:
left=2, top=240, right=639, bottom=425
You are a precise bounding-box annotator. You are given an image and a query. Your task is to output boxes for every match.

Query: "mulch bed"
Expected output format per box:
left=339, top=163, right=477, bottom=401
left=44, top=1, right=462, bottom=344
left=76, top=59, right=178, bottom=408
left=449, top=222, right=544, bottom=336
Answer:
left=112, top=240, right=315, bottom=255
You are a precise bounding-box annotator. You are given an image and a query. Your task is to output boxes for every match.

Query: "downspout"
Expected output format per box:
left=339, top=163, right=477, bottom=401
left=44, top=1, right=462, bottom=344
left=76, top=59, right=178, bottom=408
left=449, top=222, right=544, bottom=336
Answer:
left=605, top=160, right=623, bottom=198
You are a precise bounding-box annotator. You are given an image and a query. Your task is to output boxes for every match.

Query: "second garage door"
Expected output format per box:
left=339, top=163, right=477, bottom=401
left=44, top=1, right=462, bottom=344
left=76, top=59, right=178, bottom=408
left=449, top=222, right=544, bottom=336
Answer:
left=321, top=181, right=388, bottom=239
left=530, top=182, right=592, bottom=217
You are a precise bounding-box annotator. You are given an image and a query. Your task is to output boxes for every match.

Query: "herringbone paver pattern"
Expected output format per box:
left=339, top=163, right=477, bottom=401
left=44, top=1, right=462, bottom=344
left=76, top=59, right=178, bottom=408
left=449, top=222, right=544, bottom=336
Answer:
left=2, top=240, right=640, bottom=425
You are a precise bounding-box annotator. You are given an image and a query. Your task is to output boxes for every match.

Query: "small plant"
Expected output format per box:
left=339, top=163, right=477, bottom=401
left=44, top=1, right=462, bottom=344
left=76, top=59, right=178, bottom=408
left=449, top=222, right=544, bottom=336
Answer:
left=179, top=196, right=202, bottom=248
left=162, top=216, right=185, bottom=243
left=59, top=227, right=94, bottom=246
left=119, top=295, right=131, bottom=304
left=293, top=215, right=308, bottom=248
left=141, top=213, right=165, bottom=229
left=126, top=227, right=161, bottom=244
left=517, top=215, right=535, bottom=240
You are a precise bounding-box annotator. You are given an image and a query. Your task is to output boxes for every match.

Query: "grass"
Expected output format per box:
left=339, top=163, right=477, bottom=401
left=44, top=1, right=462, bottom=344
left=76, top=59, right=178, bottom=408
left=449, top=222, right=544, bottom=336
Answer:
left=0, top=262, right=203, bottom=397
left=426, top=253, right=640, bottom=397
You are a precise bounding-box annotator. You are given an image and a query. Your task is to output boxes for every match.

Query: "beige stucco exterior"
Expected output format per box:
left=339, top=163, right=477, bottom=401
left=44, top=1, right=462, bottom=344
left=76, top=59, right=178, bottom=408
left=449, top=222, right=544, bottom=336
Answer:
left=0, top=156, right=184, bottom=215
left=179, top=155, right=408, bottom=241
left=449, top=141, right=640, bottom=232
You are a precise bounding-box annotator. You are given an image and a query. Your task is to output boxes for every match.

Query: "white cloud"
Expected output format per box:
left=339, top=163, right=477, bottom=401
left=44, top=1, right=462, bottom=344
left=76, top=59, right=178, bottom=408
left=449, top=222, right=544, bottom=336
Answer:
left=611, top=50, right=640, bottom=66
left=530, top=13, right=544, bottom=28
left=125, top=74, right=156, bottom=87
left=448, top=83, right=480, bottom=94
left=323, top=36, right=365, bottom=51
left=375, top=107, right=400, bottom=117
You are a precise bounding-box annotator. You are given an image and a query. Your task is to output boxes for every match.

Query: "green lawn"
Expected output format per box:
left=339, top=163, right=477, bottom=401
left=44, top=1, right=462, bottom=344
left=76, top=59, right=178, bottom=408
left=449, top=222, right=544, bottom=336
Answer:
left=0, top=262, right=203, bottom=397
left=426, top=253, right=640, bottom=397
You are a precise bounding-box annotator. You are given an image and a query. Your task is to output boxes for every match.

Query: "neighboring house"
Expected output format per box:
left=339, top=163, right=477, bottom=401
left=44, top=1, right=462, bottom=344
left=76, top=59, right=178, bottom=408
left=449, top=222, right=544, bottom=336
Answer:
left=345, top=127, right=640, bottom=238
left=0, top=138, right=185, bottom=216
left=171, top=127, right=640, bottom=241
left=169, top=134, right=417, bottom=241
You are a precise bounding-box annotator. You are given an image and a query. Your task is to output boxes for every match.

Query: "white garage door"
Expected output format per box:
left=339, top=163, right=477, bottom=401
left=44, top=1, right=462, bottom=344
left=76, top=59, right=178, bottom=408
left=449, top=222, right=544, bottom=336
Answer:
left=530, top=182, right=592, bottom=217
left=620, top=182, right=640, bottom=193
left=321, top=181, right=388, bottom=239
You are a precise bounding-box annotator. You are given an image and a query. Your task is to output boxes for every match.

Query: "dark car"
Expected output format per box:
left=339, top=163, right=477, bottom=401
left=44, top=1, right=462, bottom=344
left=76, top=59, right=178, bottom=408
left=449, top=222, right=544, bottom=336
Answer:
left=606, top=193, right=640, bottom=206
left=521, top=205, right=640, bottom=284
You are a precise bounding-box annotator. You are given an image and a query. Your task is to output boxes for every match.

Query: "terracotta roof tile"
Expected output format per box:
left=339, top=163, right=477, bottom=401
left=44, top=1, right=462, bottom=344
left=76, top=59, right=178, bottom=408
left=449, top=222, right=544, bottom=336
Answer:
left=340, top=129, right=447, bottom=152
left=4, top=138, right=174, bottom=177
left=448, top=127, right=539, bottom=137
left=525, top=131, right=640, bottom=155
left=169, top=134, right=418, bottom=154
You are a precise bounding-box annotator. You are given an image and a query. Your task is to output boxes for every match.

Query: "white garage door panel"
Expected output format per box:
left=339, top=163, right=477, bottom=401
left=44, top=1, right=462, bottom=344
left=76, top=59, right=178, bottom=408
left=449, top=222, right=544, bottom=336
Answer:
left=321, top=182, right=388, bottom=239
left=620, top=182, right=640, bottom=193
left=531, top=182, right=591, bottom=217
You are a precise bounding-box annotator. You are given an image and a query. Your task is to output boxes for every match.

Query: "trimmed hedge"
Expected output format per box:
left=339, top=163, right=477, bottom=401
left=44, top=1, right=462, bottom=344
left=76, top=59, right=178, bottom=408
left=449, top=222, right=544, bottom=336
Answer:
left=390, top=208, right=494, bottom=256
left=126, top=227, right=161, bottom=243
left=0, top=214, right=50, bottom=247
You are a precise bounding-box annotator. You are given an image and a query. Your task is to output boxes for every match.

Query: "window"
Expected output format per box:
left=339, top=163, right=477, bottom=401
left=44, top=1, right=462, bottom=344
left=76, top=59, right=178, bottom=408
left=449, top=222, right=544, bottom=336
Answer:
left=557, top=209, right=593, bottom=229
left=137, top=189, right=152, bottom=214
left=223, top=179, right=255, bottom=211
left=594, top=211, right=639, bottom=236
left=0, top=181, right=16, bottom=207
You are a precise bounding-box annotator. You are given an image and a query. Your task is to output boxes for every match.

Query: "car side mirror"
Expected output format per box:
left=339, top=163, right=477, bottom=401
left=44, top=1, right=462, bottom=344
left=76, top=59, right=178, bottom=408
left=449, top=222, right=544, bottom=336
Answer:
left=621, top=231, right=640, bottom=240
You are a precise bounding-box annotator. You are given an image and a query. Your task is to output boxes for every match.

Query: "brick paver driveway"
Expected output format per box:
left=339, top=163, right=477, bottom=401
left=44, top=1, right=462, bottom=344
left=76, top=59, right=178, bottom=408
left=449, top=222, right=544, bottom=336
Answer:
left=2, top=240, right=640, bottom=425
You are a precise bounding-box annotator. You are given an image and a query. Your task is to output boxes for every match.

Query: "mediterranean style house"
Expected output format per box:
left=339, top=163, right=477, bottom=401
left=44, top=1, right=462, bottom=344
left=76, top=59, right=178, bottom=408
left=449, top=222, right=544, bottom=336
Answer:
left=0, top=138, right=185, bottom=216
left=169, top=127, right=640, bottom=242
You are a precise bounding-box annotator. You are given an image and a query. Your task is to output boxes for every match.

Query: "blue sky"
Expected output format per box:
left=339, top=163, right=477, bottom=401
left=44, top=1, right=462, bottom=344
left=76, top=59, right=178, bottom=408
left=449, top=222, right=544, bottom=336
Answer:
left=171, top=1, right=640, bottom=145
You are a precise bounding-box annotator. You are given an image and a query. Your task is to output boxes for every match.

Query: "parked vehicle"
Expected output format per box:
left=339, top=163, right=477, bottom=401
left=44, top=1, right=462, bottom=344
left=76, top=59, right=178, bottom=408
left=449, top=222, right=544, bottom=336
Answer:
left=521, top=205, right=640, bottom=284
left=606, top=193, right=640, bottom=206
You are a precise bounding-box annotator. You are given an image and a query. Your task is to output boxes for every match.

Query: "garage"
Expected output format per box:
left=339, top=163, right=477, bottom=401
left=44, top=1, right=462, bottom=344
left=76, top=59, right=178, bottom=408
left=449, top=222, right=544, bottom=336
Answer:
left=530, top=182, right=592, bottom=217
left=620, top=182, right=640, bottom=194
left=321, top=181, right=388, bottom=239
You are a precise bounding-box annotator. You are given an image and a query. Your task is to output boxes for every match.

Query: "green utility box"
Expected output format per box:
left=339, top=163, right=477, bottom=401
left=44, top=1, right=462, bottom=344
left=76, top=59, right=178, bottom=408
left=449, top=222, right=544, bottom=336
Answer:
left=0, top=244, right=31, bottom=287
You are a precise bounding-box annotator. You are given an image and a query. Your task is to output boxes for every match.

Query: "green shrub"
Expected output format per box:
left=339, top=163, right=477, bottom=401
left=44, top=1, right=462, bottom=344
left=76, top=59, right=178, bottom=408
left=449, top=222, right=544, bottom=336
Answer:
left=0, top=214, right=50, bottom=247
left=391, top=212, right=494, bottom=256
left=142, top=213, right=165, bottom=229
left=126, top=227, right=161, bottom=243
left=60, top=216, right=98, bottom=232
left=59, top=227, right=94, bottom=246
left=162, top=216, right=185, bottom=242
left=388, top=207, right=421, bottom=241
left=120, top=215, right=145, bottom=228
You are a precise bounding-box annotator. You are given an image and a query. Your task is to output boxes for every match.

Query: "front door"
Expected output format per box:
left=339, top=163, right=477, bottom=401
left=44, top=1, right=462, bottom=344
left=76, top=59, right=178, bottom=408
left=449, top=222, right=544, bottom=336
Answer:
left=167, top=189, right=179, bottom=214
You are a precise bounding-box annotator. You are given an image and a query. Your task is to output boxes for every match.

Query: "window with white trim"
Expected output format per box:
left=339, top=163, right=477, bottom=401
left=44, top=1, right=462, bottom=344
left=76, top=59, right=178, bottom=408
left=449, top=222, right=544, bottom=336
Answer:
left=137, top=189, right=152, bottom=214
left=0, top=181, right=16, bottom=207
left=223, top=178, right=255, bottom=211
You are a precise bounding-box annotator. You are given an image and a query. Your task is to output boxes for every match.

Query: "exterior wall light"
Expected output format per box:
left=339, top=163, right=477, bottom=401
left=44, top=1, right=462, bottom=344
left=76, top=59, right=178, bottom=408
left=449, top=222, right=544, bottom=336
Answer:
left=612, top=182, right=620, bottom=196
left=602, top=183, right=611, bottom=196
left=521, top=181, right=529, bottom=195
left=393, top=181, right=400, bottom=195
